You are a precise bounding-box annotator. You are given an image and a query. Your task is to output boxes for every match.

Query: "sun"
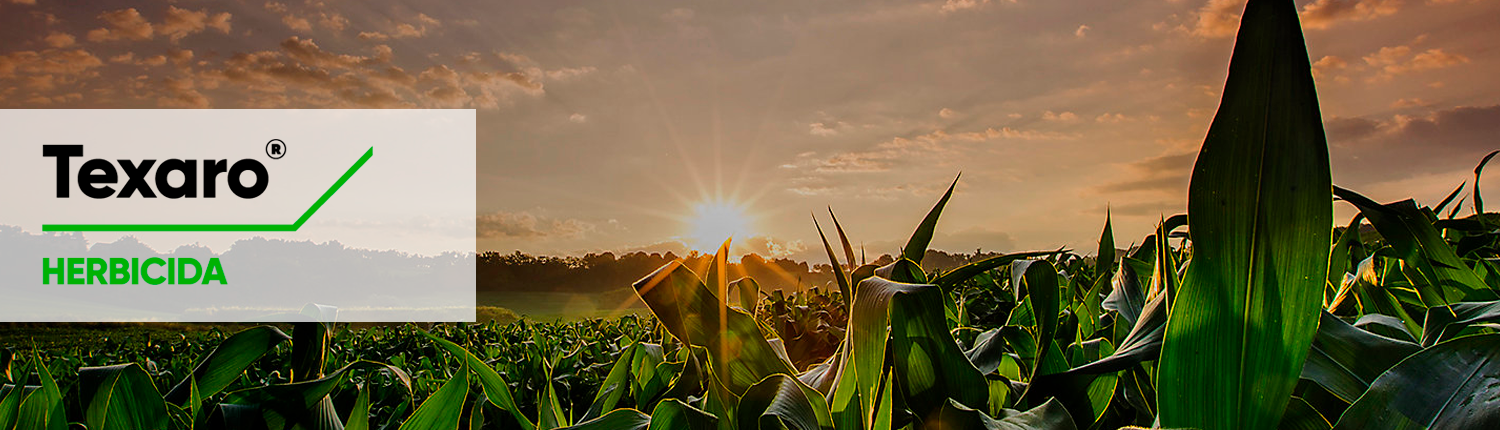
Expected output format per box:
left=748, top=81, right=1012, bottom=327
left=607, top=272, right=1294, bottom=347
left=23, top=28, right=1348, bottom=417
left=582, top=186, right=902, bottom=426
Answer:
left=686, top=200, right=754, bottom=253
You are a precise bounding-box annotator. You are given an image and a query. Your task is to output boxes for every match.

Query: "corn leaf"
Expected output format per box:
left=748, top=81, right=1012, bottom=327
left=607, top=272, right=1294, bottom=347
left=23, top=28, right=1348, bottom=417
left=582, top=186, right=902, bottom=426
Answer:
left=400, top=359, right=469, bottom=430
left=902, top=175, right=959, bottom=264
left=1333, top=186, right=1497, bottom=304
left=923, top=398, right=1076, bottom=430
left=1421, top=300, right=1500, bottom=347
left=646, top=399, right=719, bottom=430
left=558, top=409, right=650, bottom=430
left=738, top=374, right=834, bottom=430
left=1157, top=0, right=1334, bottom=428
left=78, top=363, right=169, bottom=430
left=15, top=355, right=64, bottom=430
left=634, top=261, right=797, bottom=393
left=422, top=331, right=537, bottom=430
left=1298, top=312, right=1420, bottom=403
left=164, top=325, right=291, bottom=405
left=1334, top=333, right=1500, bottom=429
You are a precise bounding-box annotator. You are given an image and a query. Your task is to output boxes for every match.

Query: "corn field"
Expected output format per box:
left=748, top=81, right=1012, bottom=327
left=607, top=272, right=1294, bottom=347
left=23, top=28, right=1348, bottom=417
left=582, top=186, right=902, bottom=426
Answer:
left=4, top=1, right=1500, bottom=429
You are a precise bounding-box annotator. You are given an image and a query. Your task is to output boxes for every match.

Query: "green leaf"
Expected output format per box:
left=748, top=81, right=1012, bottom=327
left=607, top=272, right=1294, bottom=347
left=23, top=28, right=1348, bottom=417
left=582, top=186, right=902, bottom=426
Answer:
left=15, top=355, right=64, bottom=430
left=1333, top=186, right=1498, bottom=304
left=1148, top=215, right=1187, bottom=304
left=345, top=385, right=371, bottom=430
left=1433, top=182, right=1466, bottom=218
left=1421, top=300, right=1500, bottom=347
left=1473, top=150, right=1499, bottom=216
left=645, top=399, right=718, bottom=430
left=730, top=277, right=762, bottom=317
left=165, top=325, right=292, bottom=405
left=400, top=359, right=469, bottom=430
left=847, top=276, right=987, bottom=423
left=0, top=358, right=31, bottom=430
left=1097, top=208, right=1116, bottom=287
left=1353, top=314, right=1417, bottom=343
left=932, top=251, right=1065, bottom=291
left=539, top=375, right=567, bottom=429
left=816, top=215, right=854, bottom=312
left=1327, top=215, right=1365, bottom=303
left=1103, top=258, right=1148, bottom=328
left=1299, top=312, right=1421, bottom=403
left=903, top=175, right=959, bottom=264
left=1157, top=0, right=1334, bottom=428
left=830, top=208, right=858, bottom=270
left=79, top=363, right=169, bottom=430
left=219, top=360, right=410, bottom=429
left=422, top=331, right=537, bottom=430
left=1061, top=294, right=1166, bottom=376
left=580, top=343, right=639, bottom=422
left=1278, top=397, right=1332, bottom=430
left=558, top=409, right=650, bottom=430
left=1334, top=333, right=1500, bottom=429
left=633, top=261, right=796, bottom=393
left=1011, top=260, right=1062, bottom=388
left=738, top=374, right=834, bottom=430
left=923, top=398, right=1077, bottom=430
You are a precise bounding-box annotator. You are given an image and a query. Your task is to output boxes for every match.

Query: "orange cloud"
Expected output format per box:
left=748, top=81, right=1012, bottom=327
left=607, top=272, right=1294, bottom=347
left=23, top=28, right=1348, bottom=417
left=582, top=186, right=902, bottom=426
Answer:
left=88, top=8, right=154, bottom=42
left=1301, top=0, right=1400, bottom=29
left=159, top=6, right=232, bottom=42
left=43, top=32, right=75, bottom=48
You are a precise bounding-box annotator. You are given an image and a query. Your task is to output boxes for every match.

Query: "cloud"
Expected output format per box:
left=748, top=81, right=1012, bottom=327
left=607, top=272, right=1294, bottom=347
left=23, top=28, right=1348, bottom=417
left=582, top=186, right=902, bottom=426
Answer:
left=1390, top=98, right=1431, bottom=108
left=361, top=14, right=441, bottom=40
left=1176, top=0, right=1402, bottom=38
left=740, top=236, right=807, bottom=259
left=1181, top=0, right=1246, bottom=38
left=1300, top=0, right=1400, bottom=29
left=1363, top=45, right=1469, bottom=80
left=1075, top=24, right=1090, bottom=38
left=1097, top=151, right=1196, bottom=195
left=83, top=7, right=229, bottom=43
left=1384, top=105, right=1500, bottom=149
left=1096, top=113, right=1129, bottom=123
left=1324, top=116, right=1382, bottom=143
left=569, top=113, right=588, bottom=123
left=477, top=211, right=595, bottom=240
left=809, top=121, right=846, bottom=136
left=159, top=6, right=232, bottom=42
left=318, top=13, right=349, bottom=32
left=87, top=8, right=154, bottom=42
left=279, top=37, right=390, bottom=69
left=43, top=32, right=75, bottom=48
left=156, top=76, right=209, bottom=108
left=283, top=16, right=312, bottom=32
left=1363, top=45, right=1411, bottom=67
left=1324, top=105, right=1500, bottom=187
left=1043, top=110, right=1078, bottom=121
left=174, top=35, right=545, bottom=108
left=801, top=126, right=1076, bottom=174
left=1312, top=55, right=1347, bottom=78
left=941, top=0, right=992, bottom=13
left=939, top=107, right=957, bottom=118
left=0, top=49, right=105, bottom=77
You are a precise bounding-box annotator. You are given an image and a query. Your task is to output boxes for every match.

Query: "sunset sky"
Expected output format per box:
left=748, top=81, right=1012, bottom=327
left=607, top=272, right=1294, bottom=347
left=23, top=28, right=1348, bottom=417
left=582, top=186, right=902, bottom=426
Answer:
left=3, top=0, right=1499, bottom=262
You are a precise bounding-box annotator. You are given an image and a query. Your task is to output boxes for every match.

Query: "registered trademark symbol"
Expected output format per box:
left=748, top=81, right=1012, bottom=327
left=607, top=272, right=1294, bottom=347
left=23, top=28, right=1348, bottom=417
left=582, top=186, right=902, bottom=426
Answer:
left=265, top=139, right=286, bottom=159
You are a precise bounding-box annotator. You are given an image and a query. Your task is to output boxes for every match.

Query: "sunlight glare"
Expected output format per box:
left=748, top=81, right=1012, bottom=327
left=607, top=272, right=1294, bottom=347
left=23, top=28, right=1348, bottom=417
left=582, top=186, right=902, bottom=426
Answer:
left=687, top=201, right=753, bottom=253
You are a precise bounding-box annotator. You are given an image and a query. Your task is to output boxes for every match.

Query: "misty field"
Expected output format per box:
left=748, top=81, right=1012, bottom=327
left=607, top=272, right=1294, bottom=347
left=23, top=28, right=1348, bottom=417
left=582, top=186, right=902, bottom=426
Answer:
left=5, top=1, right=1500, bottom=429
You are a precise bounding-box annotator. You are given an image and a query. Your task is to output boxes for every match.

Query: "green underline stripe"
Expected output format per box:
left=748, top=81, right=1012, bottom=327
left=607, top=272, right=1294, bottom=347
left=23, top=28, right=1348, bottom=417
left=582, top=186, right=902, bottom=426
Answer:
left=41, top=147, right=373, bottom=233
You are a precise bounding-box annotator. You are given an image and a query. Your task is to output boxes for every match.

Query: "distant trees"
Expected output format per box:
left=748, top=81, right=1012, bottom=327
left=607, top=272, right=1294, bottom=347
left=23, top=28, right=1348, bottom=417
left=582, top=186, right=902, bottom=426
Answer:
left=477, top=248, right=1004, bottom=294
